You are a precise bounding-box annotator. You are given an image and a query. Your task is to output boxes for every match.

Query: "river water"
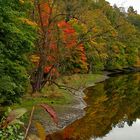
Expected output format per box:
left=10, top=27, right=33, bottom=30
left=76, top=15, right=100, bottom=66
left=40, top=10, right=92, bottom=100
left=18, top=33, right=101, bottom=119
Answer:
left=47, top=72, right=140, bottom=140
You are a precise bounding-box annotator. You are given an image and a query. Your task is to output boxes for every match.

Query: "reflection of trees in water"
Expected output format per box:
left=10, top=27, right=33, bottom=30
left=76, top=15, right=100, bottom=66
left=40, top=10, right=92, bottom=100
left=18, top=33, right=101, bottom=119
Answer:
left=113, top=115, right=136, bottom=128
left=127, top=120, right=134, bottom=126
left=115, top=119, right=135, bottom=128
left=47, top=73, right=140, bottom=140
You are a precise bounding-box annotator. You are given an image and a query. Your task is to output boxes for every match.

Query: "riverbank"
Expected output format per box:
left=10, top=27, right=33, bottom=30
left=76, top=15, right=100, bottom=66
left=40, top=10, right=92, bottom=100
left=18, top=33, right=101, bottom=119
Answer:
left=0, top=74, right=108, bottom=135
left=30, top=74, right=108, bottom=134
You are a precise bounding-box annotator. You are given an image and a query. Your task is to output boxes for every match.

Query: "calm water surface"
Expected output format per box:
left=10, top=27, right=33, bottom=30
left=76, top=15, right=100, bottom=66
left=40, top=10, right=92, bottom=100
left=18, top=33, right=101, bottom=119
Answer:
left=47, top=73, right=140, bottom=140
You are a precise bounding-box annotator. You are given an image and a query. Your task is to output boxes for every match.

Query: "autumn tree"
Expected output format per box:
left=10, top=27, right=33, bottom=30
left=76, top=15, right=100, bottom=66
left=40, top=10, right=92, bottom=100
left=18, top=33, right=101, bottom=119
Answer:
left=30, top=0, right=89, bottom=93
left=84, top=1, right=140, bottom=71
left=127, top=7, right=140, bottom=67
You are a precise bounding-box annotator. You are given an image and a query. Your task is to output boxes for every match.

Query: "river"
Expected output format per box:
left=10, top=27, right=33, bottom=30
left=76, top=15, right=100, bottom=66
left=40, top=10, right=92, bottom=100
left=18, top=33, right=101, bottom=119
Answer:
left=47, top=72, right=140, bottom=140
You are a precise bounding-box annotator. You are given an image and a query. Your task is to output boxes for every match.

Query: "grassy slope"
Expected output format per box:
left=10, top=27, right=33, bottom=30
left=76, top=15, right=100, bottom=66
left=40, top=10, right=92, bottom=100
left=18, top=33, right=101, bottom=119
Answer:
left=9, top=74, right=107, bottom=110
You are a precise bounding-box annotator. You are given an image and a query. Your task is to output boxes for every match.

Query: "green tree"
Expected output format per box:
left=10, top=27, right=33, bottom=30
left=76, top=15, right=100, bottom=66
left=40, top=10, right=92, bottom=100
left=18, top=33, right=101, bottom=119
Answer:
left=0, top=0, right=37, bottom=104
left=127, top=6, right=137, bottom=14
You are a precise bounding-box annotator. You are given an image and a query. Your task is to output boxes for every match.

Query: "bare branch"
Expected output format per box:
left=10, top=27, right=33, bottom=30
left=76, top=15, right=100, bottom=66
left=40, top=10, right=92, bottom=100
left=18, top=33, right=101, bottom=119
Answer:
left=24, top=106, right=35, bottom=140
left=49, top=80, right=79, bottom=94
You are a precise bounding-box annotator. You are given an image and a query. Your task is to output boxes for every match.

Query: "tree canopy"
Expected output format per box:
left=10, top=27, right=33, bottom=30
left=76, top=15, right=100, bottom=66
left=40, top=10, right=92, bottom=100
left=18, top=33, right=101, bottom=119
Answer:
left=0, top=0, right=37, bottom=104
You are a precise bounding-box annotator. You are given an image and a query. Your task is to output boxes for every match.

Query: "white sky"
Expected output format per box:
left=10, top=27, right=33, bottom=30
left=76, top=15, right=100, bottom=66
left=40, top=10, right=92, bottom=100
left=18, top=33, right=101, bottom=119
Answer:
left=106, top=0, right=140, bottom=13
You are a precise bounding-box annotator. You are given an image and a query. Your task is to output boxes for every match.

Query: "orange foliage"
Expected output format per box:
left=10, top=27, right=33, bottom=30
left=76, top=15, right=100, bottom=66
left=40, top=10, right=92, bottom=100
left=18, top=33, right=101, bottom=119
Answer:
left=44, top=65, right=59, bottom=77
left=40, top=2, right=52, bottom=26
left=63, top=127, right=75, bottom=139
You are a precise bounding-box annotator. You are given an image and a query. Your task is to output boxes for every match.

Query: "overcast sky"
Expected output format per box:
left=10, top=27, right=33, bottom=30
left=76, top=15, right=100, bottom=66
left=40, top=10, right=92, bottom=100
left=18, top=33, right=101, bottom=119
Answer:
left=106, top=0, right=140, bottom=13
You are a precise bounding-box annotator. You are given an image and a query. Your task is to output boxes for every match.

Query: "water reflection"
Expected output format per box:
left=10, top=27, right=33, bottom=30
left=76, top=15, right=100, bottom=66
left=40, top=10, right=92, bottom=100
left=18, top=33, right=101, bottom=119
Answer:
left=47, top=73, right=140, bottom=140
left=95, top=119, right=140, bottom=140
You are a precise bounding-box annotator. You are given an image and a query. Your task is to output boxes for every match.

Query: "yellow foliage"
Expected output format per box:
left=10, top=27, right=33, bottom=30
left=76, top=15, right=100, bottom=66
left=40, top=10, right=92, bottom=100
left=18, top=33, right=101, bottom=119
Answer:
left=19, top=0, right=24, bottom=4
left=35, top=122, right=46, bottom=140
left=112, top=45, right=120, bottom=53
left=20, top=18, right=37, bottom=26
left=27, top=134, right=40, bottom=140
left=30, top=55, right=40, bottom=63
left=93, top=27, right=99, bottom=33
left=111, top=31, right=118, bottom=37
left=134, top=57, right=140, bottom=67
left=90, top=40, right=98, bottom=46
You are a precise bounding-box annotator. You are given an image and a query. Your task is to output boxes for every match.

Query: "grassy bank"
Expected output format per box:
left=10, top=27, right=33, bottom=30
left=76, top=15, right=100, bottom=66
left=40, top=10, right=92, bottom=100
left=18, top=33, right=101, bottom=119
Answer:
left=4, top=74, right=107, bottom=110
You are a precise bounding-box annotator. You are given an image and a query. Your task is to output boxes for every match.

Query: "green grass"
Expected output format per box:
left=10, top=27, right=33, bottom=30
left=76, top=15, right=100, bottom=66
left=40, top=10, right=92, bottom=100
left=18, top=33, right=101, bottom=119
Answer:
left=56, top=73, right=107, bottom=88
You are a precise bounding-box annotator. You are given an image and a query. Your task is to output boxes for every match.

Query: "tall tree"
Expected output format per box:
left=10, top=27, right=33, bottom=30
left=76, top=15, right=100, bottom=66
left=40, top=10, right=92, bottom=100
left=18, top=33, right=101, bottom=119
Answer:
left=30, top=0, right=89, bottom=93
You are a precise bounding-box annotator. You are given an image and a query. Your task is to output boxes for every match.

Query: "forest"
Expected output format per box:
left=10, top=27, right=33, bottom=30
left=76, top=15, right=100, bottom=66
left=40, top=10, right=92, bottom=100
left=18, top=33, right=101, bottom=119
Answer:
left=0, top=0, right=140, bottom=139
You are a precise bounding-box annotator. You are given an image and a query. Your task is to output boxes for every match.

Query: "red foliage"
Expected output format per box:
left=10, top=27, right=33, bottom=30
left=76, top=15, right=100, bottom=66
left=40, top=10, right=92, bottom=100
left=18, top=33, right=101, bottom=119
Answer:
left=47, top=55, right=55, bottom=62
left=44, top=65, right=59, bottom=77
left=50, top=43, right=57, bottom=50
left=63, top=29, right=75, bottom=34
left=57, top=21, right=69, bottom=28
left=44, top=66, right=52, bottom=73
left=57, top=20, right=88, bottom=72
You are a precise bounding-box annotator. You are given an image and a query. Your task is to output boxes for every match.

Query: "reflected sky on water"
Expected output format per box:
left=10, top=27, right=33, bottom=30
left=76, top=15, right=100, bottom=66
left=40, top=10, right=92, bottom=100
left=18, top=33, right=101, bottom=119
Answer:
left=95, top=119, right=140, bottom=140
